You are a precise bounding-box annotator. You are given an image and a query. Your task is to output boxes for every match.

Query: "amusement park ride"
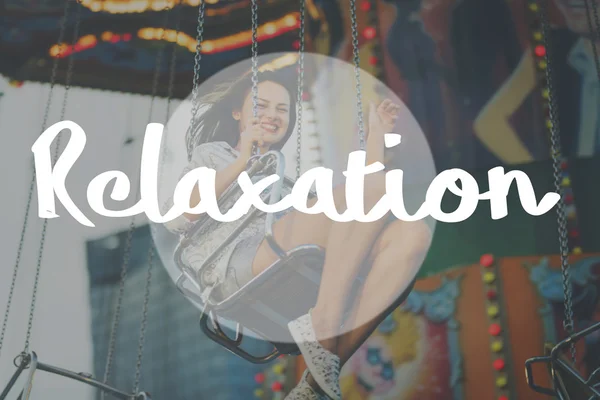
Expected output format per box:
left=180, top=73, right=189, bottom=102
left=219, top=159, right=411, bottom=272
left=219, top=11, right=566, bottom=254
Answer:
left=0, top=0, right=598, bottom=399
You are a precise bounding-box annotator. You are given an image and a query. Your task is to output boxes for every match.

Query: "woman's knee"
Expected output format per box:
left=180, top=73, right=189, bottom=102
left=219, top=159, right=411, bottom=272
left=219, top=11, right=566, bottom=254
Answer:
left=379, top=219, right=432, bottom=259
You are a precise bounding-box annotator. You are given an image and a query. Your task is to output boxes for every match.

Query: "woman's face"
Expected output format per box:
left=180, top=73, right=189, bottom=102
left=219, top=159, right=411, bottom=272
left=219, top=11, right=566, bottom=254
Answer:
left=234, top=80, right=291, bottom=146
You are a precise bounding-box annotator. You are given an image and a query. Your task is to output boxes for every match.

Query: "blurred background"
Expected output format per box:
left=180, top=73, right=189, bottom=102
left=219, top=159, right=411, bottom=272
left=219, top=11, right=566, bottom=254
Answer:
left=0, top=0, right=599, bottom=399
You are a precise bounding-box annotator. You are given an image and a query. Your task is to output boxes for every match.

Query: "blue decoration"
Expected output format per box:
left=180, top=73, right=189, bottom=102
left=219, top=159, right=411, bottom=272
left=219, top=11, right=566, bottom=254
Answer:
left=528, top=256, right=600, bottom=344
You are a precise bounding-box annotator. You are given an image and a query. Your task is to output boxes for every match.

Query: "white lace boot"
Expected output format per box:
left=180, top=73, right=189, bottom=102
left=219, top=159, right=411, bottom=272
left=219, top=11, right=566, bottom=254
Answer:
left=288, top=311, right=341, bottom=400
left=284, top=370, right=328, bottom=400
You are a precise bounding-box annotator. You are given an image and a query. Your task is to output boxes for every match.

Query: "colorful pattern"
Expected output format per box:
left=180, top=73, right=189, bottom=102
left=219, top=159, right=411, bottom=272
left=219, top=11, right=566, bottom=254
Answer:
left=339, top=277, right=464, bottom=399
left=527, top=256, right=600, bottom=378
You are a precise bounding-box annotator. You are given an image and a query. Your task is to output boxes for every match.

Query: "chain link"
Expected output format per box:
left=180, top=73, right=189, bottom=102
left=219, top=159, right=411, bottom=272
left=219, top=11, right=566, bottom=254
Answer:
left=539, top=0, right=576, bottom=363
left=100, top=220, right=136, bottom=398
left=584, top=0, right=600, bottom=82
left=250, top=0, right=260, bottom=155
left=101, top=5, right=174, bottom=396
left=131, top=4, right=176, bottom=390
left=133, top=245, right=154, bottom=393
left=0, top=0, right=73, bottom=360
left=22, top=0, right=82, bottom=354
left=159, top=2, right=183, bottom=191
left=296, top=0, right=306, bottom=180
left=349, top=0, right=365, bottom=150
left=185, top=0, right=207, bottom=160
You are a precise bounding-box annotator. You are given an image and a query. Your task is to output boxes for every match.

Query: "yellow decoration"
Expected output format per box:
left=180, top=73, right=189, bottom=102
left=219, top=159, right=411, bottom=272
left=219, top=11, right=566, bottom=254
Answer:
left=561, top=177, right=571, bottom=187
left=49, top=43, right=70, bottom=57
left=284, top=14, right=298, bottom=27
left=264, top=23, right=277, bottom=35
left=496, top=375, right=508, bottom=388
left=533, top=32, right=542, bottom=41
left=203, top=41, right=215, bottom=53
left=542, top=88, right=549, bottom=99
left=90, top=1, right=102, bottom=12
left=483, top=272, right=496, bottom=284
left=487, top=305, right=499, bottom=318
left=491, top=340, right=503, bottom=352
left=529, top=3, right=539, bottom=12
left=272, top=364, right=285, bottom=375
left=254, top=389, right=264, bottom=398
left=573, top=247, right=582, bottom=255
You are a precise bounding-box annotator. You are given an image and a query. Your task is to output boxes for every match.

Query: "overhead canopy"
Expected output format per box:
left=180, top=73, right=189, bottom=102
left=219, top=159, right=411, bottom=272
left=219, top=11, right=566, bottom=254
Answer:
left=0, top=0, right=329, bottom=98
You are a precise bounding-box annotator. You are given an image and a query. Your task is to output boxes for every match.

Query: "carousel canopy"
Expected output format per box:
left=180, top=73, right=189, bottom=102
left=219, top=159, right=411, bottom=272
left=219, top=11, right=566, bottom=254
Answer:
left=0, top=0, right=327, bottom=98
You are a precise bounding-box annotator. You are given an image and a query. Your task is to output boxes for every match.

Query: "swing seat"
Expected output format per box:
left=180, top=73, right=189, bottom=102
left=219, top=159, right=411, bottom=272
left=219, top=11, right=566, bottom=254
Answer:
left=171, top=150, right=415, bottom=363
left=525, top=321, right=600, bottom=400
left=200, top=244, right=326, bottom=363
left=197, top=251, right=415, bottom=364
left=0, top=352, right=150, bottom=400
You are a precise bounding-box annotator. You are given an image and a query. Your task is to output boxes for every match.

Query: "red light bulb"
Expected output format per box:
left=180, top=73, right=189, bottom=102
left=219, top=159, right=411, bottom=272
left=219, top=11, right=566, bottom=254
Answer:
left=489, top=323, right=502, bottom=336
left=363, top=27, right=376, bottom=40
left=480, top=254, right=494, bottom=267
left=534, top=45, right=546, bottom=57
left=254, top=373, right=265, bottom=384
left=493, top=358, right=505, bottom=371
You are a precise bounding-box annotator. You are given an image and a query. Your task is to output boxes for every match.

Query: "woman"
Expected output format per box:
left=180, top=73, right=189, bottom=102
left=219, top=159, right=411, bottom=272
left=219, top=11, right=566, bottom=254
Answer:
left=164, top=68, right=432, bottom=399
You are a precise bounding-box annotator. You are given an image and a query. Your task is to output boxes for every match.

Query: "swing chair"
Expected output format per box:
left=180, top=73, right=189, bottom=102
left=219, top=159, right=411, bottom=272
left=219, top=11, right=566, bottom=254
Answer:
left=171, top=0, right=415, bottom=364
left=0, top=0, right=182, bottom=398
left=524, top=0, right=600, bottom=399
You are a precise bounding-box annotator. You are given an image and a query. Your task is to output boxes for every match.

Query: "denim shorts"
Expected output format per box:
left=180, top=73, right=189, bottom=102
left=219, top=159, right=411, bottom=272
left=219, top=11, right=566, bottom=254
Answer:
left=211, top=209, right=292, bottom=302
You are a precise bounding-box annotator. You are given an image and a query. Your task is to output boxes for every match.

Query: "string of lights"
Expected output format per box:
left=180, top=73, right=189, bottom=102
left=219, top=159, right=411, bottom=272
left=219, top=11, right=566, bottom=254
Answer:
left=48, top=13, right=300, bottom=58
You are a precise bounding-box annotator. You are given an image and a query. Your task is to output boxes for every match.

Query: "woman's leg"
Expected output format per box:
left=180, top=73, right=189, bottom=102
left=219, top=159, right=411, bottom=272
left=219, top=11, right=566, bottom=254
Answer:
left=252, top=174, right=388, bottom=351
left=298, top=218, right=431, bottom=392
left=334, top=219, right=431, bottom=367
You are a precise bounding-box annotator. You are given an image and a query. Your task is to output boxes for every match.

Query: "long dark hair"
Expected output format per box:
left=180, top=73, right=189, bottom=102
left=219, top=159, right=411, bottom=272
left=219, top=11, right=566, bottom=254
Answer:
left=186, top=68, right=298, bottom=160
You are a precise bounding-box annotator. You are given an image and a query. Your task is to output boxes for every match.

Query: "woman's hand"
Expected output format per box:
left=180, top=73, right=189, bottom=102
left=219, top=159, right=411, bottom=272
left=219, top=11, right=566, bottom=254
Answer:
left=368, top=99, right=400, bottom=138
left=366, top=99, right=400, bottom=165
left=239, top=117, right=266, bottom=160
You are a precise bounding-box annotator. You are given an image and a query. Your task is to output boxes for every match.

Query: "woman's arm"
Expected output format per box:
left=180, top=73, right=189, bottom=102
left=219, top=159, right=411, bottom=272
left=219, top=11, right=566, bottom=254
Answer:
left=366, top=100, right=399, bottom=166
left=183, top=157, right=248, bottom=221
left=473, top=49, right=538, bottom=164
left=366, top=128, right=385, bottom=166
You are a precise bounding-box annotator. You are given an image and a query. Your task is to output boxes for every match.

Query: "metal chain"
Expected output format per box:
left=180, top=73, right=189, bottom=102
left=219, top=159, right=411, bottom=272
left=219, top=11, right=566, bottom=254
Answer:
left=296, top=0, right=306, bottom=180
left=100, top=220, right=136, bottom=398
left=185, top=0, right=207, bottom=160
left=0, top=0, right=73, bottom=360
left=101, top=5, right=173, bottom=396
left=250, top=0, right=259, bottom=155
left=133, top=246, right=154, bottom=393
left=590, top=0, right=600, bottom=46
left=159, top=2, right=183, bottom=190
left=23, top=0, right=82, bottom=354
left=251, top=0, right=259, bottom=118
left=584, top=0, right=600, bottom=82
left=132, top=3, right=176, bottom=391
left=349, top=0, right=365, bottom=150
left=539, top=0, right=576, bottom=362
